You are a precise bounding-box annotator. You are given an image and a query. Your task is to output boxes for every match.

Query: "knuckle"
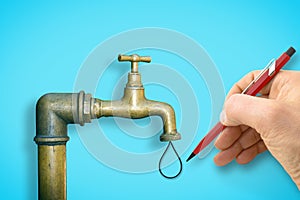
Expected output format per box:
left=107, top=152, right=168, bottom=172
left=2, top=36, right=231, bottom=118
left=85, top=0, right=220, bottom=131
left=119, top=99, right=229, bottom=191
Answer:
left=252, top=132, right=261, bottom=143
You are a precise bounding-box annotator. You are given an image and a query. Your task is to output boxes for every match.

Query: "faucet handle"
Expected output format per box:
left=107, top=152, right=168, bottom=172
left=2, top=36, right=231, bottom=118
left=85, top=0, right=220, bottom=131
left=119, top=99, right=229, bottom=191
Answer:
left=118, top=54, right=151, bottom=73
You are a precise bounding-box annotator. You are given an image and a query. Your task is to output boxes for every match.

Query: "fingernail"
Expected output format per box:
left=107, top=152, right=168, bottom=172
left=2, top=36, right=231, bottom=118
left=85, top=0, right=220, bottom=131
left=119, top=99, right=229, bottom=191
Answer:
left=220, top=110, right=227, bottom=124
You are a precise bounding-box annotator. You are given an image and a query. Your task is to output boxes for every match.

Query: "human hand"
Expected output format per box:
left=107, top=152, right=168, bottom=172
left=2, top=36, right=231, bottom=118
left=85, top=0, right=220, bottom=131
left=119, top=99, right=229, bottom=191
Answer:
left=214, top=70, right=300, bottom=189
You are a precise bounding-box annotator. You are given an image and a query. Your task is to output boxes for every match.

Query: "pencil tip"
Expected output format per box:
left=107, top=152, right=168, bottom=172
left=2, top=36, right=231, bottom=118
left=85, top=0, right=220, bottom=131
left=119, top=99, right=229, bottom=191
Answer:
left=186, top=153, right=196, bottom=162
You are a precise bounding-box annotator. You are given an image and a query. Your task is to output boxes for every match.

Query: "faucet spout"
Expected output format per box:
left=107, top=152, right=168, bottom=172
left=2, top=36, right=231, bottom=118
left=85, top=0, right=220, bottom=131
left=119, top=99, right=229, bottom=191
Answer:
left=147, top=100, right=181, bottom=141
left=93, top=96, right=181, bottom=141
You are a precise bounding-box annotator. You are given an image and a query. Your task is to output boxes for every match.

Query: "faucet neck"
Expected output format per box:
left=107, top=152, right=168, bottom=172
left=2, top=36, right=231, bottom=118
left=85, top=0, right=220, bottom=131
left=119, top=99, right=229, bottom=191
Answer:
left=126, top=72, right=143, bottom=88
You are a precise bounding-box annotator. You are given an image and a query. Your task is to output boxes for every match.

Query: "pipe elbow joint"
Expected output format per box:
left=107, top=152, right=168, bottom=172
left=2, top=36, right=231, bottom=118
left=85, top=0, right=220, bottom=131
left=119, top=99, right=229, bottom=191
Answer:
left=34, top=91, right=95, bottom=145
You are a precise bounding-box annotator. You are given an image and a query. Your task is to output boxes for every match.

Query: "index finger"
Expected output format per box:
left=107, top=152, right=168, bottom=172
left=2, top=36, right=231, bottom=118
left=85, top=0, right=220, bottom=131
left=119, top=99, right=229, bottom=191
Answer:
left=226, top=70, right=273, bottom=100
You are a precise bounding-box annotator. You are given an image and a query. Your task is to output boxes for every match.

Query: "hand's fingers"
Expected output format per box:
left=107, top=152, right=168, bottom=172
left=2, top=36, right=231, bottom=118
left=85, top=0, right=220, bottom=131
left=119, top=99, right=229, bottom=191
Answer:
left=215, top=125, right=250, bottom=150
left=238, top=128, right=261, bottom=149
left=236, top=141, right=267, bottom=164
left=215, top=126, right=241, bottom=150
left=221, top=94, right=279, bottom=135
left=226, top=71, right=260, bottom=99
left=214, top=141, right=243, bottom=166
left=214, top=140, right=267, bottom=166
left=226, top=70, right=276, bottom=100
left=240, top=125, right=249, bottom=132
left=259, top=94, right=269, bottom=99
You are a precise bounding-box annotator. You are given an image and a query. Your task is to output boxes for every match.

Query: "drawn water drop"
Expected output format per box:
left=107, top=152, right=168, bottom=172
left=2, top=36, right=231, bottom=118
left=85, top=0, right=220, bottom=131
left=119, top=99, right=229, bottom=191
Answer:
left=158, top=141, right=182, bottom=179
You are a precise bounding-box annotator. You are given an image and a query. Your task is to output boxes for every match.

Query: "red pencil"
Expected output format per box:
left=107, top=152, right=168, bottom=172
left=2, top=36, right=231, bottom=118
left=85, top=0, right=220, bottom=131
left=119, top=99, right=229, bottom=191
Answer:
left=186, top=47, right=296, bottom=162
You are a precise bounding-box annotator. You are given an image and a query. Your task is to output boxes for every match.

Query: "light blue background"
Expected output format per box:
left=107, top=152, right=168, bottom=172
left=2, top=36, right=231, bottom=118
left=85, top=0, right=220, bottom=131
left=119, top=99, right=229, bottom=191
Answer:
left=1, top=0, right=300, bottom=199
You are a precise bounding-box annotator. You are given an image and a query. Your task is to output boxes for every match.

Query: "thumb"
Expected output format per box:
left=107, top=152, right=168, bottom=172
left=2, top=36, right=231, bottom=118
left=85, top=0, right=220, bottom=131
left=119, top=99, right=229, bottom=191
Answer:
left=220, top=94, right=278, bottom=133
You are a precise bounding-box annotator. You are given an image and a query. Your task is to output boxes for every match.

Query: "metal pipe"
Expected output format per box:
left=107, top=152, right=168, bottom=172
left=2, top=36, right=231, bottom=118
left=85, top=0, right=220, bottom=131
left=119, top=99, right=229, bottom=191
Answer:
left=34, top=54, right=181, bottom=199
left=38, top=145, right=66, bottom=200
left=34, top=92, right=93, bottom=200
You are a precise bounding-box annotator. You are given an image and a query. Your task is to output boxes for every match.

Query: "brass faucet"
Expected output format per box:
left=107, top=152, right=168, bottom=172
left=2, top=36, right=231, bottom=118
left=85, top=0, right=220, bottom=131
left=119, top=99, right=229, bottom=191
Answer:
left=95, top=54, right=181, bottom=141
left=34, top=54, right=181, bottom=200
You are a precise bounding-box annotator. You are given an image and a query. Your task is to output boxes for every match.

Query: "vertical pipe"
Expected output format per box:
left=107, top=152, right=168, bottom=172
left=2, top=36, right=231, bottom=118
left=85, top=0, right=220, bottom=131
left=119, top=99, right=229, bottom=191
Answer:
left=38, top=145, right=66, bottom=200
left=35, top=92, right=93, bottom=200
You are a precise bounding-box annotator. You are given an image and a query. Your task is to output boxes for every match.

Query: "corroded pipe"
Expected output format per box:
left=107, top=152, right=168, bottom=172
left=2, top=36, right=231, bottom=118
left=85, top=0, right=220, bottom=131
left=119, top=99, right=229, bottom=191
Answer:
left=34, top=54, right=181, bottom=200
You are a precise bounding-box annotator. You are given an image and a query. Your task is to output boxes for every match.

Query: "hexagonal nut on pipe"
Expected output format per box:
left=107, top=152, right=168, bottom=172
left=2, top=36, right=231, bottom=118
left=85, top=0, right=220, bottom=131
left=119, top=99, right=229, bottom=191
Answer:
left=73, top=91, right=94, bottom=126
